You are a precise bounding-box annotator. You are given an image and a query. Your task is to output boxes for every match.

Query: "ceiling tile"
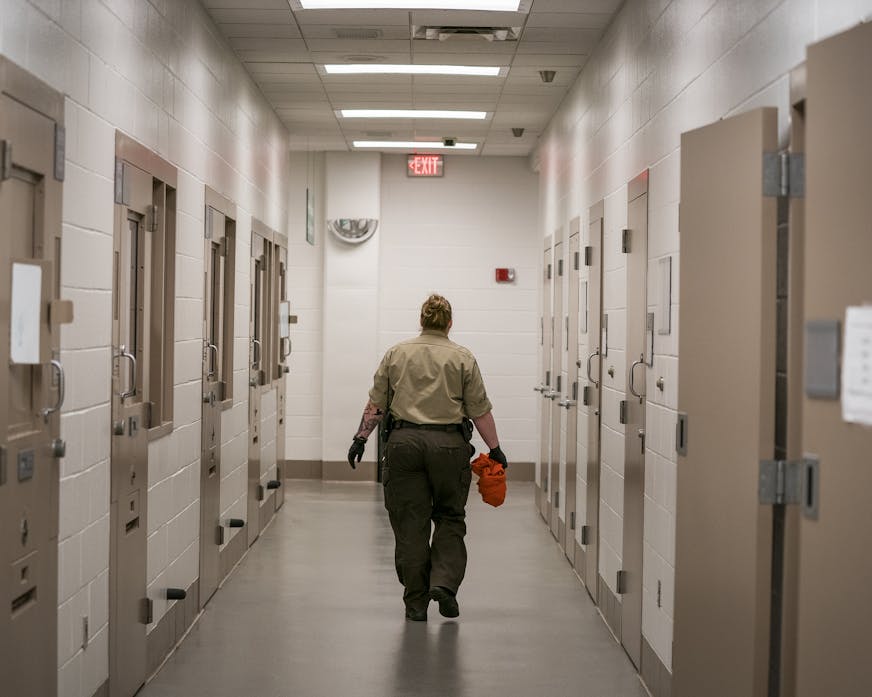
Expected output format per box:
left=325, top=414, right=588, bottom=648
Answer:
left=209, top=9, right=295, bottom=23
left=409, top=10, right=529, bottom=26
left=528, top=0, right=622, bottom=12
left=293, top=9, right=411, bottom=25
left=510, top=54, right=589, bottom=67
left=202, top=0, right=289, bottom=8
left=219, top=23, right=302, bottom=38
left=299, top=25, right=410, bottom=40
left=524, top=12, right=612, bottom=29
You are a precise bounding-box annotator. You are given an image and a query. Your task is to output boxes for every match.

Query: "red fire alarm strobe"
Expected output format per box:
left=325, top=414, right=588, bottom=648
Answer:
left=495, top=268, right=516, bottom=283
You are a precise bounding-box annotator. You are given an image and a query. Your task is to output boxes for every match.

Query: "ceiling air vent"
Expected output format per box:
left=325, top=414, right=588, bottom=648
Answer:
left=334, top=27, right=383, bottom=40
left=412, top=25, right=521, bottom=42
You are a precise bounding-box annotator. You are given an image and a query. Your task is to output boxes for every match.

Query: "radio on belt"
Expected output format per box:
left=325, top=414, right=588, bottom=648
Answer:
left=495, top=268, right=515, bottom=283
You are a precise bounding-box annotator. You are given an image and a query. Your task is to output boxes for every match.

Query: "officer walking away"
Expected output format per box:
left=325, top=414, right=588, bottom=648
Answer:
left=347, top=294, right=508, bottom=621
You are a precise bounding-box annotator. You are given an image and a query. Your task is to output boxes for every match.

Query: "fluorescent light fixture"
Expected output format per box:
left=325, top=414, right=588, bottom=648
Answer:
left=302, top=1, right=520, bottom=9
left=340, top=109, right=487, bottom=120
left=324, top=64, right=501, bottom=77
left=353, top=140, right=478, bottom=150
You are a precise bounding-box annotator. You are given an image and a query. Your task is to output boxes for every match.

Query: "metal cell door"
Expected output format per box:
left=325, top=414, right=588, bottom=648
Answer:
left=620, top=172, right=649, bottom=669
left=200, top=192, right=236, bottom=607
left=794, top=22, right=872, bottom=697
left=560, top=227, right=581, bottom=563
left=549, top=239, right=564, bottom=539
left=535, top=241, right=553, bottom=519
left=274, top=237, right=290, bottom=512
left=0, top=60, right=65, bottom=697
left=247, top=229, right=267, bottom=547
left=673, top=107, right=778, bottom=697
left=110, top=161, right=154, bottom=697
left=577, top=201, right=604, bottom=599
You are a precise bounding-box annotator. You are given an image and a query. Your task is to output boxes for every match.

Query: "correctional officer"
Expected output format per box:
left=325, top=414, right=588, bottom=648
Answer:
left=347, top=294, right=508, bottom=621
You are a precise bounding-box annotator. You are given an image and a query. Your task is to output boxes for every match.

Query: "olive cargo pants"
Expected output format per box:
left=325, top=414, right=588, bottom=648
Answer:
left=383, top=428, right=473, bottom=612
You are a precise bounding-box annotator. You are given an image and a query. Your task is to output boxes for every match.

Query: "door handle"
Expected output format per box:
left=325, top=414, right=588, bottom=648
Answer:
left=206, top=343, right=218, bottom=378
left=545, top=390, right=558, bottom=400
left=251, top=338, right=261, bottom=368
left=629, top=354, right=645, bottom=399
left=586, top=349, right=600, bottom=387
left=40, top=359, right=65, bottom=421
left=280, top=337, right=291, bottom=361
left=533, top=385, right=547, bottom=393
left=558, top=398, right=576, bottom=409
left=117, top=345, right=136, bottom=401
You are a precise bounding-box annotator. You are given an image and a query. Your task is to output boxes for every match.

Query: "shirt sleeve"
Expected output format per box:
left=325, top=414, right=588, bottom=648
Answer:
left=462, top=359, right=493, bottom=419
left=368, top=351, right=391, bottom=409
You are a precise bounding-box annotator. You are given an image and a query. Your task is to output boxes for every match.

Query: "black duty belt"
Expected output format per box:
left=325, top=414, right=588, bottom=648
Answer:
left=393, top=420, right=462, bottom=432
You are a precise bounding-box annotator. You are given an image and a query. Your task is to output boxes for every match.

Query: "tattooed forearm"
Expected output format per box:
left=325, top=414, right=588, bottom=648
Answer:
left=355, top=400, right=385, bottom=440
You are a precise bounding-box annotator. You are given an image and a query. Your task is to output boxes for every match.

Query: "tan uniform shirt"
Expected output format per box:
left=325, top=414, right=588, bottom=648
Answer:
left=368, top=329, right=492, bottom=424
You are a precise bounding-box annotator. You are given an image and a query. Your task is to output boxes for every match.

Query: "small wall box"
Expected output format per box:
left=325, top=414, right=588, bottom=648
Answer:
left=495, top=268, right=515, bottom=283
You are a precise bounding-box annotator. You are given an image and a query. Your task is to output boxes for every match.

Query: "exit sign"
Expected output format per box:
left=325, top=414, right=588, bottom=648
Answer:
left=407, top=154, right=444, bottom=177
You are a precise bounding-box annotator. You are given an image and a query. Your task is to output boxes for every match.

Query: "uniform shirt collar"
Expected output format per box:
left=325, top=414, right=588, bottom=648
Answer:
left=421, top=328, right=449, bottom=338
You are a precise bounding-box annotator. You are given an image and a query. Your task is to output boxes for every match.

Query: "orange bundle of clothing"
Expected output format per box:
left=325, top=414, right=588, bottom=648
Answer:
left=470, top=453, right=506, bottom=507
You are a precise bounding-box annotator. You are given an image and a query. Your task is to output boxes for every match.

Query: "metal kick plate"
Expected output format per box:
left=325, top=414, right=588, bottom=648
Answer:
left=805, top=319, right=840, bottom=399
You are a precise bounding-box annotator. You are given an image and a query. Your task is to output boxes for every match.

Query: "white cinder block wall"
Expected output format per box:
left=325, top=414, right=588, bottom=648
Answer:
left=0, top=1, right=293, bottom=695
left=536, top=0, right=872, bottom=673
left=379, top=155, right=539, bottom=462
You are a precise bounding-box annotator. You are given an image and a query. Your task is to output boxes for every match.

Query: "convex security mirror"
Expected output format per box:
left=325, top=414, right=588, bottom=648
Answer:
left=327, top=218, right=379, bottom=244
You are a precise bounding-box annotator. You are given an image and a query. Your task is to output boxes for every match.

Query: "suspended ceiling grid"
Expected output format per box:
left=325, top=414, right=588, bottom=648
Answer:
left=201, top=0, right=623, bottom=155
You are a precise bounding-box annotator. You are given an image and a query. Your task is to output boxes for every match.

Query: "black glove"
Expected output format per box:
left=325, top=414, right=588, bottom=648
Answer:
left=348, top=437, right=366, bottom=469
left=488, top=446, right=508, bottom=469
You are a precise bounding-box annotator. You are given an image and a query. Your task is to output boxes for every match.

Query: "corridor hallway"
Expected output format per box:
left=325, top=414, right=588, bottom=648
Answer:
left=139, top=481, right=647, bottom=697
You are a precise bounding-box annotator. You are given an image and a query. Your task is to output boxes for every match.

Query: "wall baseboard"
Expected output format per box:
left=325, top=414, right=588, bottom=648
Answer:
left=146, top=580, right=199, bottom=677
left=284, top=459, right=535, bottom=481
left=641, top=636, right=672, bottom=697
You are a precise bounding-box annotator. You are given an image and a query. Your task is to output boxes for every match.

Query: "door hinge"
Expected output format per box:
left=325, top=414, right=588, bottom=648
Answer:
left=574, top=251, right=580, bottom=270
left=619, top=400, right=628, bottom=425
left=144, top=402, right=154, bottom=429
left=54, top=124, right=65, bottom=181
left=114, top=159, right=130, bottom=205
left=257, top=484, right=265, bottom=501
left=763, top=151, right=805, bottom=198
left=217, top=525, right=225, bottom=545
left=582, top=385, right=591, bottom=406
left=571, top=381, right=578, bottom=401
left=558, top=258, right=564, bottom=277
left=1, top=140, right=11, bottom=181
left=0, top=446, right=6, bottom=486
left=556, top=375, right=562, bottom=393
left=759, top=456, right=819, bottom=518
left=621, top=229, right=631, bottom=253
left=547, top=263, right=552, bottom=280
left=616, top=569, right=627, bottom=595
left=570, top=511, right=576, bottom=530
left=543, top=478, right=548, bottom=493
left=554, top=490, right=559, bottom=509
left=584, top=246, right=593, bottom=266
left=545, top=370, right=550, bottom=386
left=580, top=525, right=590, bottom=545
left=676, top=412, right=688, bottom=455
left=145, top=204, right=159, bottom=232
left=142, top=597, right=154, bottom=625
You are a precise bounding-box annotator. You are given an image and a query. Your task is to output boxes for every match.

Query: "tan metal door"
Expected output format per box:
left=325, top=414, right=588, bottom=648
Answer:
left=199, top=192, right=236, bottom=607
left=0, top=61, right=65, bottom=697
left=620, top=172, right=649, bottom=669
left=673, top=107, right=778, bottom=697
left=560, top=227, right=581, bottom=562
left=549, top=239, right=564, bottom=539
left=110, top=161, right=154, bottom=697
left=794, top=22, right=872, bottom=697
left=535, top=242, right=553, bottom=519
left=577, top=202, right=604, bottom=599
left=247, top=230, right=267, bottom=547
left=274, top=238, right=290, bottom=512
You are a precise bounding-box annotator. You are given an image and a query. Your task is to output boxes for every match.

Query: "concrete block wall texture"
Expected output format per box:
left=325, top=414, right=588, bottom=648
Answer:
left=0, top=1, right=292, bottom=695
left=378, top=155, right=540, bottom=462
left=536, top=0, right=872, bottom=673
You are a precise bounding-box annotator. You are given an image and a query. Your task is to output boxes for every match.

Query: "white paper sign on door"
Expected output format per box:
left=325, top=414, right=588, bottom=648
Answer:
left=10, top=263, right=42, bottom=364
left=842, top=306, right=872, bottom=426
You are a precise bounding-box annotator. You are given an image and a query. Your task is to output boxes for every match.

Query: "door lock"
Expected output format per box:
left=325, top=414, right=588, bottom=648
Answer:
left=52, top=438, right=66, bottom=458
left=113, top=420, right=125, bottom=436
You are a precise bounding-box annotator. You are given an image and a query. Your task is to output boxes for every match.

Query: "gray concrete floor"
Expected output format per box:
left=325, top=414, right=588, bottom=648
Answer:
left=140, top=481, right=648, bottom=697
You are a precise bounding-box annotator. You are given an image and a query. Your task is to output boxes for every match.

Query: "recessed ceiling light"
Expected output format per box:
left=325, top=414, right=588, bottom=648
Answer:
left=353, top=140, right=478, bottom=150
left=324, top=64, right=502, bottom=77
left=301, top=1, right=520, bottom=9
left=341, top=109, right=487, bottom=119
